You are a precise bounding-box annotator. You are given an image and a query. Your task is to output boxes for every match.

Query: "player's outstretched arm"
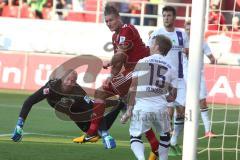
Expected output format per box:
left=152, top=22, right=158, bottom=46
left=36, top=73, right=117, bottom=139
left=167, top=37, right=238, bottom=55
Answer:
left=11, top=86, right=48, bottom=142
left=120, top=76, right=137, bottom=124
left=207, top=54, right=217, bottom=64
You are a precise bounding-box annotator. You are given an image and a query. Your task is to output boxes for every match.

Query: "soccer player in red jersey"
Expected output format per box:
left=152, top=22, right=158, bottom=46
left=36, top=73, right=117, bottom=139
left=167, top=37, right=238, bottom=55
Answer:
left=74, top=4, right=160, bottom=153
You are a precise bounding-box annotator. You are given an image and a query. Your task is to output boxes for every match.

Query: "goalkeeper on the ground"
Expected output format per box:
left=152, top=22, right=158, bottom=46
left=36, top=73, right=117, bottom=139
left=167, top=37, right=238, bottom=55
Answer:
left=11, top=69, right=125, bottom=149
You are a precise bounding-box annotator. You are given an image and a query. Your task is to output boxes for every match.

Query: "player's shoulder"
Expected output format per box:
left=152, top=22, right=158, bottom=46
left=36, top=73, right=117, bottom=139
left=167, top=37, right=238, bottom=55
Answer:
left=175, top=27, right=185, bottom=32
left=120, top=24, right=137, bottom=34
left=175, top=27, right=188, bottom=36
left=138, top=54, right=162, bottom=64
left=121, top=24, right=135, bottom=31
left=73, top=84, right=87, bottom=95
left=122, top=24, right=135, bottom=29
left=138, top=55, right=151, bottom=63
left=151, top=27, right=166, bottom=35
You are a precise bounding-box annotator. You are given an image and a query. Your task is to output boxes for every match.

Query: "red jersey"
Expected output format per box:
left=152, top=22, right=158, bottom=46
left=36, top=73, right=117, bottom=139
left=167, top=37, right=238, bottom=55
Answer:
left=112, top=24, right=150, bottom=70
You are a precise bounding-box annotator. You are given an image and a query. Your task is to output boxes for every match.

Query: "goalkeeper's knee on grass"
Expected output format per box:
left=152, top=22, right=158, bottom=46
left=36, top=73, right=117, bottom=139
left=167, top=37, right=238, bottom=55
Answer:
left=11, top=117, right=24, bottom=142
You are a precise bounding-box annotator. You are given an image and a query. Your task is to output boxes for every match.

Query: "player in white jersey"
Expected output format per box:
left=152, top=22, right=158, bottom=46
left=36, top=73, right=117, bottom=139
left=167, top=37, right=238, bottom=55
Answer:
left=183, top=21, right=217, bottom=138
left=148, top=6, right=189, bottom=156
left=121, top=35, right=177, bottom=160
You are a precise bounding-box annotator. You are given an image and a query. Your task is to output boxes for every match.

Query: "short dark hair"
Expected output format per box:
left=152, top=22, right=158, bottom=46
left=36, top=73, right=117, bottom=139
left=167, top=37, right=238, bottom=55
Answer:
left=104, top=4, right=120, bottom=17
left=162, top=6, right=176, bottom=17
left=153, top=35, right=172, bottom=56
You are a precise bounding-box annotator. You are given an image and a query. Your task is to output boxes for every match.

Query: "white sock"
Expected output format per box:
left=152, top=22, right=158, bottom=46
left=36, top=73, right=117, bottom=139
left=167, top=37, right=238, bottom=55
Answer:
left=170, top=134, right=177, bottom=146
left=159, top=134, right=170, bottom=160
left=171, top=116, right=184, bottom=146
left=130, top=137, right=145, bottom=160
left=158, top=145, right=169, bottom=160
left=201, top=108, right=210, bottom=133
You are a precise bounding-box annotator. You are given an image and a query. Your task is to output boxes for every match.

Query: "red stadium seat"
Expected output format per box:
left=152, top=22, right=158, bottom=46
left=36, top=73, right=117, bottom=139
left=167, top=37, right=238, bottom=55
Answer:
left=20, top=5, right=33, bottom=18
left=84, top=0, right=103, bottom=22
left=2, top=6, right=19, bottom=17
left=42, top=7, right=51, bottom=19
left=65, top=12, right=85, bottom=21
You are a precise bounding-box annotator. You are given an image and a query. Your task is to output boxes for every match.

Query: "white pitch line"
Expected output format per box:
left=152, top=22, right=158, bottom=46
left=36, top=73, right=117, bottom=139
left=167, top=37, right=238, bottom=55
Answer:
left=25, top=132, right=76, bottom=138
left=1, top=133, right=238, bottom=153
left=0, top=133, right=13, bottom=137
left=0, top=133, right=32, bottom=137
left=0, top=132, right=75, bottom=138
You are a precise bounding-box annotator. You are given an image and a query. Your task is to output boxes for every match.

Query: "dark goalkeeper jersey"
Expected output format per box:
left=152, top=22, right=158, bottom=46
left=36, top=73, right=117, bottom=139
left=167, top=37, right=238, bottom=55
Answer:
left=19, top=79, right=94, bottom=121
left=18, top=79, right=124, bottom=132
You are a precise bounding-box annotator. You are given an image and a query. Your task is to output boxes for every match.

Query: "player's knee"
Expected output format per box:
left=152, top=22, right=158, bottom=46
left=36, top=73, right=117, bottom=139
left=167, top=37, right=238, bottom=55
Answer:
left=200, top=99, right=207, bottom=109
left=176, top=107, right=185, bottom=116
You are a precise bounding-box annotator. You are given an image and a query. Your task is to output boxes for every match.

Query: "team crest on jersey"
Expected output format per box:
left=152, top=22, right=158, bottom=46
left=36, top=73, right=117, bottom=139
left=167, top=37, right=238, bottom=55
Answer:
left=119, top=36, right=126, bottom=44
left=172, top=39, right=176, bottom=45
left=43, top=88, right=50, bottom=95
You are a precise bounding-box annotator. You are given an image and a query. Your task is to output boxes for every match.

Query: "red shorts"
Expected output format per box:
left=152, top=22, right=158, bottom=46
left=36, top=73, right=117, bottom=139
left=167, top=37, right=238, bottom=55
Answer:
left=103, top=70, right=132, bottom=97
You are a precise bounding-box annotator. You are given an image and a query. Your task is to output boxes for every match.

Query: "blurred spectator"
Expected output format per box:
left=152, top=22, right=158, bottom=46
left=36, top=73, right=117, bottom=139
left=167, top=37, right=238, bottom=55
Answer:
left=208, top=4, right=228, bottom=31
left=66, top=0, right=72, bottom=9
left=129, top=1, right=141, bottom=25
left=27, top=0, right=47, bottom=19
left=73, top=0, right=85, bottom=11
left=0, top=0, right=4, bottom=16
left=56, top=0, right=66, bottom=20
left=2, top=0, right=18, bottom=6
left=144, top=0, right=160, bottom=26
left=231, top=16, right=240, bottom=32
left=118, top=2, right=130, bottom=24
left=0, top=0, right=19, bottom=16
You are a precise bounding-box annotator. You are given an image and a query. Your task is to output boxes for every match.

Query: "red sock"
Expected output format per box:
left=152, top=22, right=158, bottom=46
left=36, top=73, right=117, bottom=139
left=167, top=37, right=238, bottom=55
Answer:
left=87, top=102, right=105, bottom=135
left=145, top=128, right=159, bottom=154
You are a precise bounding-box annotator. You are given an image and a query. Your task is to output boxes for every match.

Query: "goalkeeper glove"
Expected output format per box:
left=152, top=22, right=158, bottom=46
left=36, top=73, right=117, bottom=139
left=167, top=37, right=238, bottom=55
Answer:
left=102, top=135, right=116, bottom=149
left=11, top=117, right=24, bottom=142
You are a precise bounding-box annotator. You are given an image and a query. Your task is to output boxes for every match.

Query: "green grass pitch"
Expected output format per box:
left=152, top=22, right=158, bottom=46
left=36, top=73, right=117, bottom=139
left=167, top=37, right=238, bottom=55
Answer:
left=0, top=90, right=239, bottom=160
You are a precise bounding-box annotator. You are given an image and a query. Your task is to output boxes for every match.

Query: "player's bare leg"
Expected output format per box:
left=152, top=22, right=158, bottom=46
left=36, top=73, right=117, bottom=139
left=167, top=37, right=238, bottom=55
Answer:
left=87, top=87, right=114, bottom=135
left=167, top=107, right=174, bottom=132
left=169, top=106, right=185, bottom=156
left=200, top=98, right=216, bottom=138
left=85, top=86, right=117, bottom=148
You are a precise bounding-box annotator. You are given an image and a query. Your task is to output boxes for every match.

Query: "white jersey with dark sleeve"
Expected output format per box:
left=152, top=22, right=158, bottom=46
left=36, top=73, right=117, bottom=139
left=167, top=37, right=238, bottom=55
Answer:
left=148, top=27, right=189, bottom=79
left=132, top=54, right=178, bottom=112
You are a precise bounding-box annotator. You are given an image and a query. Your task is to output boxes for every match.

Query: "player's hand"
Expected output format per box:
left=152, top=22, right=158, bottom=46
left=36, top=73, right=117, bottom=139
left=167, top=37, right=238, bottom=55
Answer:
left=182, top=48, right=189, bottom=58
left=11, top=117, right=24, bottom=142
left=166, top=94, right=175, bottom=102
left=210, top=58, right=217, bottom=64
left=103, top=63, right=111, bottom=69
left=11, top=125, right=23, bottom=142
left=120, top=109, right=132, bottom=124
